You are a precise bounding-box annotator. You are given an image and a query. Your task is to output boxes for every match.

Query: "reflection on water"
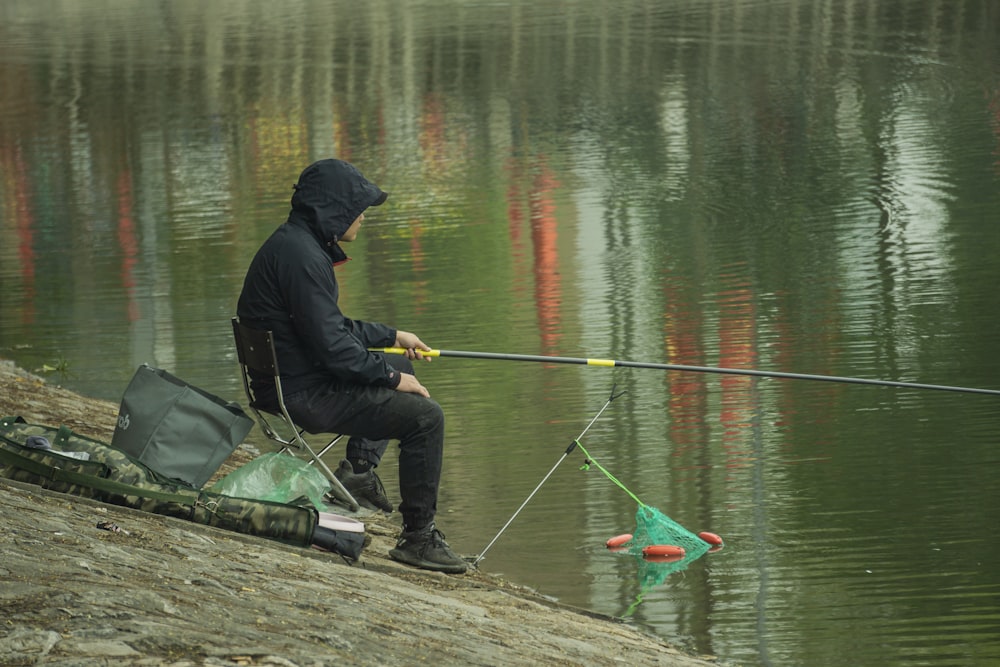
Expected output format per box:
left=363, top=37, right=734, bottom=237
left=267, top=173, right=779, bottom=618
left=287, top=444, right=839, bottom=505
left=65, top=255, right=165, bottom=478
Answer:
left=2, top=1, right=1000, bottom=665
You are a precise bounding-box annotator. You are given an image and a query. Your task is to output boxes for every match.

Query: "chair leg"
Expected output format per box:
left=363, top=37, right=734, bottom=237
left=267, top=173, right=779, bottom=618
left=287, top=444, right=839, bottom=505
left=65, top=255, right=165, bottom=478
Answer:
left=295, top=439, right=360, bottom=512
left=315, top=434, right=344, bottom=460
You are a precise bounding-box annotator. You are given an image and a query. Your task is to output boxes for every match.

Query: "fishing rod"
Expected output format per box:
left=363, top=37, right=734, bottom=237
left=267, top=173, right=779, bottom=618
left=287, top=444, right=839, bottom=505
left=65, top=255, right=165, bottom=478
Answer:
left=470, top=384, right=627, bottom=567
left=372, top=347, right=1000, bottom=397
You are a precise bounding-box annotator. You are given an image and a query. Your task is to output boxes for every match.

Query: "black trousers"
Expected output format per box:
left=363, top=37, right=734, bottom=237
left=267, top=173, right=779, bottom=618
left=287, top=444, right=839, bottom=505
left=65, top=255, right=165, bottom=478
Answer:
left=283, top=356, right=443, bottom=529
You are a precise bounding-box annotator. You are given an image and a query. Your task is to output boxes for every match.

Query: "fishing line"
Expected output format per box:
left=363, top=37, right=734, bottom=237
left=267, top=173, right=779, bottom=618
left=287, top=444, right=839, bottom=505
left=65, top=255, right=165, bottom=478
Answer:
left=371, top=347, right=1000, bottom=397
left=470, top=385, right=626, bottom=567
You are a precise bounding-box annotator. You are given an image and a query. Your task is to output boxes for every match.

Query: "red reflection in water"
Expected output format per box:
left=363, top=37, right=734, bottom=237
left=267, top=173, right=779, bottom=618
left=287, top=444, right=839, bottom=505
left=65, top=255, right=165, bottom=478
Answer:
left=507, top=169, right=525, bottom=247
left=663, top=271, right=707, bottom=480
left=504, top=156, right=563, bottom=358
left=9, top=146, right=37, bottom=324
left=717, top=273, right=757, bottom=477
left=420, top=93, right=447, bottom=168
left=116, top=168, right=140, bottom=323
left=528, top=160, right=562, bottom=355
left=407, top=219, right=428, bottom=314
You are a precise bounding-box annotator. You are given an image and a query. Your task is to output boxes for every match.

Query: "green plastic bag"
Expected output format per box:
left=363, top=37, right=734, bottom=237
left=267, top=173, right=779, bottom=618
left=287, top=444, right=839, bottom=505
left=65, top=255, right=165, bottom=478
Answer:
left=210, top=453, right=332, bottom=510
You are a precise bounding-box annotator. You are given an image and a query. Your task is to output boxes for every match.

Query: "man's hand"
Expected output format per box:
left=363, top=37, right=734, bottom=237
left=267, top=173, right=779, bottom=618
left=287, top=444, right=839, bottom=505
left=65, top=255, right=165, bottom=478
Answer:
left=395, top=372, right=430, bottom=397
left=395, top=330, right=433, bottom=361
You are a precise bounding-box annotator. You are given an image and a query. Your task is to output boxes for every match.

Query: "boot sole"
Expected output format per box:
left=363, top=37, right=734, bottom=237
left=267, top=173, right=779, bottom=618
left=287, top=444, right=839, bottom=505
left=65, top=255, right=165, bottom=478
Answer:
left=389, top=548, right=468, bottom=574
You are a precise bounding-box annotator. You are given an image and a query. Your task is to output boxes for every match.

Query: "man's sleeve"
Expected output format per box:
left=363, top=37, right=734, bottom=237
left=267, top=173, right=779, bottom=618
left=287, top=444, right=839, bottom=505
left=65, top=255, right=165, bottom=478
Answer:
left=284, top=258, right=399, bottom=386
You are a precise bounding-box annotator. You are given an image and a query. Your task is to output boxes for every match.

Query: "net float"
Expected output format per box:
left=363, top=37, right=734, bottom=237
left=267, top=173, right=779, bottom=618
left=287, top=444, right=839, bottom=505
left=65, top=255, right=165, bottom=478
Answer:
left=698, top=531, right=723, bottom=546
left=641, top=544, right=686, bottom=558
left=605, top=533, right=634, bottom=549
left=643, top=553, right=686, bottom=564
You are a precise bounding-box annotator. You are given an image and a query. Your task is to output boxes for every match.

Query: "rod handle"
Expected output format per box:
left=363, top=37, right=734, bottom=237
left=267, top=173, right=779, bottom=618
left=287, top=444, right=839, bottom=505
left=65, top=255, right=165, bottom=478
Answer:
left=376, top=347, right=441, bottom=357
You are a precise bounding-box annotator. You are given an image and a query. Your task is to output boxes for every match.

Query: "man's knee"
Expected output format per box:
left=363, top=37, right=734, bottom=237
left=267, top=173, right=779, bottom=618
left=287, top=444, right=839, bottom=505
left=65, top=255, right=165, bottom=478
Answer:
left=413, top=398, right=445, bottom=437
left=423, top=398, right=444, bottom=426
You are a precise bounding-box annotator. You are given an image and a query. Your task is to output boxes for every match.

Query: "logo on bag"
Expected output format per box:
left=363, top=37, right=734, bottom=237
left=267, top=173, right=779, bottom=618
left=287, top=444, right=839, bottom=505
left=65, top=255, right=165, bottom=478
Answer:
left=117, top=413, right=130, bottom=431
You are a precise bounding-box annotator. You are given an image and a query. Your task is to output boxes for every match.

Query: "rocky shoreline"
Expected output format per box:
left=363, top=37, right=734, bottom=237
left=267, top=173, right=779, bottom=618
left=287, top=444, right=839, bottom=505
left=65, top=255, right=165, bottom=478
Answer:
left=0, top=360, right=718, bottom=666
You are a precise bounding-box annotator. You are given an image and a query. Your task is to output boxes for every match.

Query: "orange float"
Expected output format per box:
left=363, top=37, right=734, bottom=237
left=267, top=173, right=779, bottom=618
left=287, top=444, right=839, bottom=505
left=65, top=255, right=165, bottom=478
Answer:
left=698, top=531, right=724, bottom=546
left=643, top=553, right=686, bottom=564
left=641, top=544, right=686, bottom=558
left=605, top=533, right=633, bottom=549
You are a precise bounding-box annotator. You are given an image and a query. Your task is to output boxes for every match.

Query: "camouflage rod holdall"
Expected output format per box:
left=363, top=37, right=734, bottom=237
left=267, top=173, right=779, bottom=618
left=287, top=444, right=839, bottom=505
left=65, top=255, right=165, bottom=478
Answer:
left=111, top=364, right=254, bottom=488
left=0, top=417, right=338, bottom=553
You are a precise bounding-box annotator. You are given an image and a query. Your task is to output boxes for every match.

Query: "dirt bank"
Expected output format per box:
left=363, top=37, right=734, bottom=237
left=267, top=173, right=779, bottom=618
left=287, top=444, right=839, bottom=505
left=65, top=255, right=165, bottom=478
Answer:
left=0, top=360, right=719, bottom=666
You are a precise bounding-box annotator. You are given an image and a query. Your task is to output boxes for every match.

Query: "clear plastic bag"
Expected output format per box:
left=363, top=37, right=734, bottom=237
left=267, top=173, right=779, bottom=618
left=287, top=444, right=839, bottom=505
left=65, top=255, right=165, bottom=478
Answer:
left=210, top=452, right=332, bottom=510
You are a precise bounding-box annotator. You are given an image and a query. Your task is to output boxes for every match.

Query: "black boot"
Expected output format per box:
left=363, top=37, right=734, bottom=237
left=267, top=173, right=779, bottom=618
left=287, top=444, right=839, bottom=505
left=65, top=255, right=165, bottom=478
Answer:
left=389, top=522, right=467, bottom=574
left=333, top=459, right=393, bottom=513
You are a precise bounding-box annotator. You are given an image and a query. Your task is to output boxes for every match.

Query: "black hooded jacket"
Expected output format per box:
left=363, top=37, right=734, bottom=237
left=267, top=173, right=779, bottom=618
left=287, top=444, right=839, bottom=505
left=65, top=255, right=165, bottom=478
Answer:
left=236, top=159, right=398, bottom=406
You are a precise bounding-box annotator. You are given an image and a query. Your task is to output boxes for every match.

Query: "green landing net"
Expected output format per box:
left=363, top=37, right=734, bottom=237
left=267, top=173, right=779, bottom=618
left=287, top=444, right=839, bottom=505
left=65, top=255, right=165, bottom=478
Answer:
left=632, top=504, right=710, bottom=557
left=575, top=441, right=711, bottom=560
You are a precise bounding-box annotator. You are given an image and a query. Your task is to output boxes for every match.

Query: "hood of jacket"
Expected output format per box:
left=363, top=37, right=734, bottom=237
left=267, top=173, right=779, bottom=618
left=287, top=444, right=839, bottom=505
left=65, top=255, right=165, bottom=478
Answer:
left=286, top=159, right=388, bottom=262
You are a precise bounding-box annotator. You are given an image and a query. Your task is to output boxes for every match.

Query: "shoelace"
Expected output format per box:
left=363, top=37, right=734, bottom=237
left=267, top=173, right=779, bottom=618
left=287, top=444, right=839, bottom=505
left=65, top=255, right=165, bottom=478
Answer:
left=402, top=523, right=445, bottom=545
left=368, top=471, right=387, bottom=497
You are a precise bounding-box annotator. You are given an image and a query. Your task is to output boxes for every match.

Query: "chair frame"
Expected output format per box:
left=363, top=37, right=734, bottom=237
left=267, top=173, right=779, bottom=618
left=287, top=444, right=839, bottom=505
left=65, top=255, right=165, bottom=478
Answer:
left=231, top=317, right=359, bottom=511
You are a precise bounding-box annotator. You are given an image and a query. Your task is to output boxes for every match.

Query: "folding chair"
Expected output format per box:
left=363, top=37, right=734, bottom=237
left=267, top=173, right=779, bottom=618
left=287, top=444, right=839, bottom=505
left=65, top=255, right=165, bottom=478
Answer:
left=231, top=317, right=359, bottom=511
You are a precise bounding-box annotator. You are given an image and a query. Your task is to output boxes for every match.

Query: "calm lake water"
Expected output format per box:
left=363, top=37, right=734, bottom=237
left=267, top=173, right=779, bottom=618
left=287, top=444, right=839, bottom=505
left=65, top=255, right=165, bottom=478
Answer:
left=2, top=1, right=999, bottom=665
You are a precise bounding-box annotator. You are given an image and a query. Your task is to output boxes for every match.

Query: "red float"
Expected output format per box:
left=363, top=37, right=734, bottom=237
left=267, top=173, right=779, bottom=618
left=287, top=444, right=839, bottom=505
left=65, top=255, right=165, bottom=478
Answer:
left=605, top=533, right=633, bottom=549
left=698, top=531, right=724, bottom=546
left=641, top=544, right=686, bottom=558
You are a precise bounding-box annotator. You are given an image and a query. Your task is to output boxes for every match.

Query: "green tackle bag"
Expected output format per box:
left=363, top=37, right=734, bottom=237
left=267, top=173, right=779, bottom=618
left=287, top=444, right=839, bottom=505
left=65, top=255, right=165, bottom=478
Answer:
left=111, top=364, right=254, bottom=488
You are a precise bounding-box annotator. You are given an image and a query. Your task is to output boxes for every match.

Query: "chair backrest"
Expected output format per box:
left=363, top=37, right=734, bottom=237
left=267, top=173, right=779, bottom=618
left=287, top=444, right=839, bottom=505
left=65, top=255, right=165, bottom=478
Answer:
left=231, top=317, right=280, bottom=379
left=229, top=317, right=359, bottom=510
